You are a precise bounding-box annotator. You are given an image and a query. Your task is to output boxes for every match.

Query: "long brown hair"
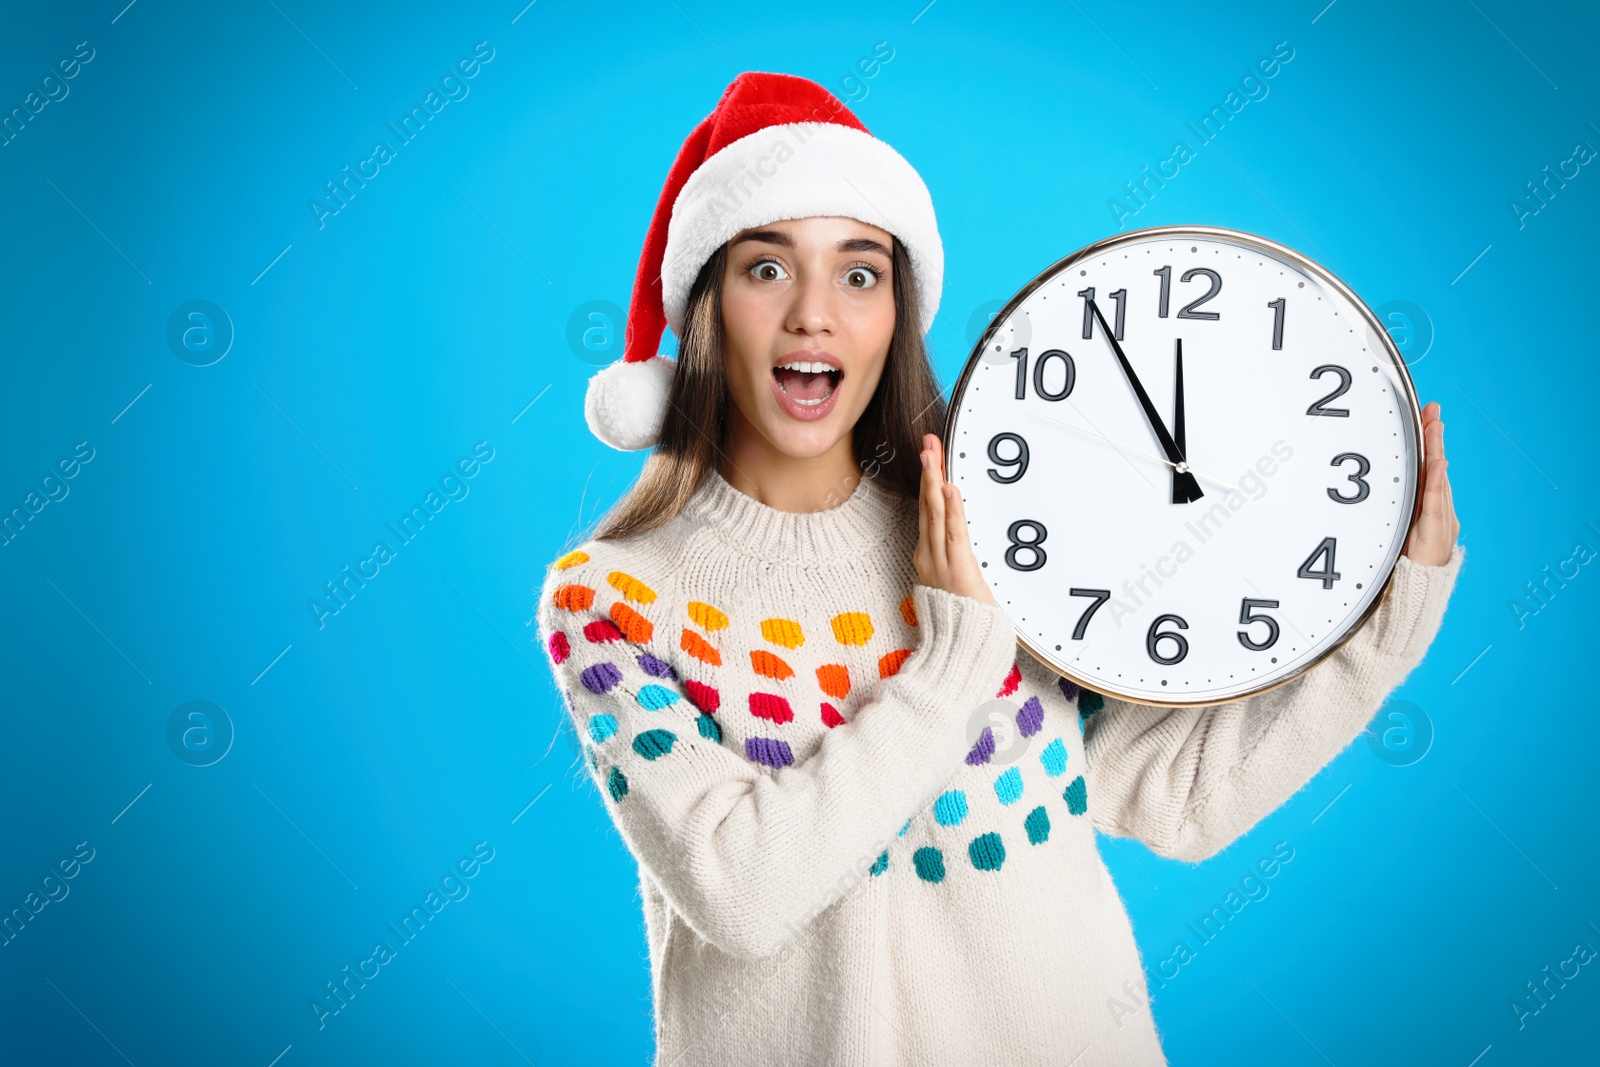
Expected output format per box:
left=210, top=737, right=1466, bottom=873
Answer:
left=589, top=234, right=946, bottom=543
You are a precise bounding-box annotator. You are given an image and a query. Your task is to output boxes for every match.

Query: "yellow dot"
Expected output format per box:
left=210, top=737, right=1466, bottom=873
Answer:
left=760, top=618, right=805, bottom=649
left=831, top=612, right=874, bottom=646
left=688, top=601, right=728, bottom=632
left=608, top=571, right=657, bottom=605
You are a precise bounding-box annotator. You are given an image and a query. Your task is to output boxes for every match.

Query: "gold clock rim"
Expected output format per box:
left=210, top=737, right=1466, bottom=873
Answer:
left=944, top=223, right=1428, bottom=709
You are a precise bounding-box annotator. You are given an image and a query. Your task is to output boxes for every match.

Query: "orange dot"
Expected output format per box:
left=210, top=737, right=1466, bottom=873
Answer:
left=751, top=650, right=795, bottom=680
left=553, top=550, right=589, bottom=571
left=552, top=584, right=595, bottom=612
left=608, top=571, right=658, bottom=605
left=611, top=602, right=653, bottom=644
left=816, top=664, right=851, bottom=699
left=760, top=618, right=805, bottom=649
left=878, top=649, right=912, bottom=678
left=831, top=612, right=874, bottom=646
left=688, top=601, right=728, bottom=632
left=680, top=628, right=722, bottom=667
left=899, top=595, right=917, bottom=627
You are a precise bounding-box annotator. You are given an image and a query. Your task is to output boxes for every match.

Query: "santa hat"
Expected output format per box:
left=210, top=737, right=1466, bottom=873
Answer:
left=584, top=71, right=944, bottom=451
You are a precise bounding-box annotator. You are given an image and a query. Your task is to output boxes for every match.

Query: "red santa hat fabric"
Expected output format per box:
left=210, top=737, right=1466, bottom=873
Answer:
left=584, top=70, right=944, bottom=451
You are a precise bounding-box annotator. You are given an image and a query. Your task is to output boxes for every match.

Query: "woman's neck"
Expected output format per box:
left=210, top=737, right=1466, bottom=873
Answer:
left=716, top=418, right=863, bottom=514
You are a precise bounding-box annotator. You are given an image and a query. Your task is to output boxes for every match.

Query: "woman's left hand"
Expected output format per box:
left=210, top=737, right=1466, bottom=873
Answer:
left=1402, top=400, right=1460, bottom=566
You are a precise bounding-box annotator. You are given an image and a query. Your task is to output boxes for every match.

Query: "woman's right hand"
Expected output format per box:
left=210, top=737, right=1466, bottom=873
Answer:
left=914, top=433, right=998, bottom=606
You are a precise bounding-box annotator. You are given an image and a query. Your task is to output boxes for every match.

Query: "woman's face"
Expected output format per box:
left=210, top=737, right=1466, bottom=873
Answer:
left=719, top=215, right=897, bottom=461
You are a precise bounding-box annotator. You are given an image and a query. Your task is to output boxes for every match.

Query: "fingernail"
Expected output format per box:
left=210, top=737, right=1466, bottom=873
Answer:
left=921, top=452, right=929, bottom=469
left=943, top=484, right=953, bottom=499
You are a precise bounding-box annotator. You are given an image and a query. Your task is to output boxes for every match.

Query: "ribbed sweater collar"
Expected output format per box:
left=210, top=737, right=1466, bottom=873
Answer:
left=682, top=465, right=904, bottom=566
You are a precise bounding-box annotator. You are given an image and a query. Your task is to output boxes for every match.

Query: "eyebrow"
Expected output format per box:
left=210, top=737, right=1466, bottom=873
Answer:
left=729, top=229, right=893, bottom=258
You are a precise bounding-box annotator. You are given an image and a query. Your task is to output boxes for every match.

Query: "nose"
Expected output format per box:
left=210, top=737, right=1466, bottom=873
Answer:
left=784, top=264, right=838, bottom=337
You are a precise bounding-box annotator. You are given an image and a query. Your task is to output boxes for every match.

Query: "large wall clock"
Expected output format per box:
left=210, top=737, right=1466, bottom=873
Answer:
left=945, top=225, right=1425, bottom=706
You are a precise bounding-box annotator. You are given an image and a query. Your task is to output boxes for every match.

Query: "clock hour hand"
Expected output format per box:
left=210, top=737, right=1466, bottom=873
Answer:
left=1088, top=300, right=1204, bottom=504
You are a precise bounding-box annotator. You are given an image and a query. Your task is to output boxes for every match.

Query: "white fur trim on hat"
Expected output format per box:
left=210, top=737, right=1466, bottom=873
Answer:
left=584, top=354, right=676, bottom=451
left=660, top=123, right=943, bottom=337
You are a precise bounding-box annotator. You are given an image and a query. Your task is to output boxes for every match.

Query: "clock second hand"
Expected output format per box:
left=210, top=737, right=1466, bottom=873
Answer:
left=1033, top=410, right=1242, bottom=492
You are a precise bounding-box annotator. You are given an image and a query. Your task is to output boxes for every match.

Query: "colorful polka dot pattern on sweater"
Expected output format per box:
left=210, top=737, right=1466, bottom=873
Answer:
left=542, top=563, right=1101, bottom=891
left=533, top=472, right=1465, bottom=1066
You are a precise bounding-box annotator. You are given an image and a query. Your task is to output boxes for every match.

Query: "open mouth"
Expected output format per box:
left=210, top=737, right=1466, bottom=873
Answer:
left=772, top=360, right=843, bottom=407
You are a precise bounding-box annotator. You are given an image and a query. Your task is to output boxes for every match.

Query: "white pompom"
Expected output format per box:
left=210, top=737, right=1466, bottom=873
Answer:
left=583, top=355, right=677, bottom=451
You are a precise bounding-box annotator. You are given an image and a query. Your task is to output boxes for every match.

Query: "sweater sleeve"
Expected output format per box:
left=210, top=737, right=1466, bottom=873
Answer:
left=1082, top=543, right=1465, bottom=863
left=537, top=570, right=1018, bottom=960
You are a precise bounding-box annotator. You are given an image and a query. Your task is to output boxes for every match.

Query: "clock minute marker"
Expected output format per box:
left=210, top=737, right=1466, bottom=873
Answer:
left=1087, top=298, right=1205, bottom=504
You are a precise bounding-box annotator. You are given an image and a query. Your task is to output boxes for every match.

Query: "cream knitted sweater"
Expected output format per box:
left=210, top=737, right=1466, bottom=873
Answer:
left=534, top=466, right=1463, bottom=1066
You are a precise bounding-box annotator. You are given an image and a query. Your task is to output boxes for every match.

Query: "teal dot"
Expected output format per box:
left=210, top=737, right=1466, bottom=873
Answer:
left=637, top=684, right=680, bottom=710
left=898, top=818, right=912, bottom=838
left=1040, top=738, right=1068, bottom=777
left=968, top=831, right=1006, bottom=872
left=993, top=767, right=1023, bottom=806
left=869, top=851, right=889, bottom=876
left=583, top=743, right=599, bottom=772
left=912, top=846, right=946, bottom=884
left=1063, top=775, right=1088, bottom=815
left=1079, top=689, right=1105, bottom=715
left=933, top=790, right=968, bottom=827
left=696, top=712, right=721, bottom=742
left=1024, top=805, right=1051, bottom=844
left=606, top=766, right=628, bottom=801
left=588, top=713, right=618, bottom=744
left=632, top=729, right=677, bottom=761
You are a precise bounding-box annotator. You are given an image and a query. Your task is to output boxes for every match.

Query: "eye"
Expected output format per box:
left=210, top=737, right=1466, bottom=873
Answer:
left=746, top=257, right=789, bottom=282
left=843, top=262, right=883, bottom=290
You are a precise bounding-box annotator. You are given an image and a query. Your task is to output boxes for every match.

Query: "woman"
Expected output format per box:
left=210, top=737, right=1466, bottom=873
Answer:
left=538, top=72, right=1462, bottom=1066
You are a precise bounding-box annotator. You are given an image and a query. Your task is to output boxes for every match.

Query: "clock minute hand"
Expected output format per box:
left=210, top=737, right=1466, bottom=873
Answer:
left=1174, top=337, right=1187, bottom=461
left=1088, top=300, right=1204, bottom=504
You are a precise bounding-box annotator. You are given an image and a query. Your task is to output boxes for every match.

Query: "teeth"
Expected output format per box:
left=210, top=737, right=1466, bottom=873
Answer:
left=775, top=360, right=838, bottom=375
left=775, top=371, right=836, bottom=405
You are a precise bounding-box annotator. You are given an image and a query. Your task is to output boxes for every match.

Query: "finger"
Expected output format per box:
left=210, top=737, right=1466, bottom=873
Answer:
left=1419, top=455, right=1448, bottom=558
left=925, top=435, right=950, bottom=575
left=1445, top=472, right=1459, bottom=545
left=1423, top=414, right=1443, bottom=466
left=1436, top=416, right=1458, bottom=545
left=944, top=480, right=991, bottom=602
left=1406, top=448, right=1444, bottom=560
left=916, top=434, right=933, bottom=573
left=943, top=479, right=965, bottom=551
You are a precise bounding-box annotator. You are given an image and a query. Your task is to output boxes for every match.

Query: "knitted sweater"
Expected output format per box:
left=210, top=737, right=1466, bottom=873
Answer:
left=534, top=467, right=1463, bottom=1067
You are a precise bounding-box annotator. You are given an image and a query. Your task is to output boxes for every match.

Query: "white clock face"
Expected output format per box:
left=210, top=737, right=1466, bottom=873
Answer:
left=947, top=227, right=1423, bottom=705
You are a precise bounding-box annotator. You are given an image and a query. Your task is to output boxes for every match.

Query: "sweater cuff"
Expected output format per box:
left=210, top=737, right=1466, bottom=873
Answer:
left=1374, top=543, right=1466, bottom=663
left=898, top=584, right=1020, bottom=719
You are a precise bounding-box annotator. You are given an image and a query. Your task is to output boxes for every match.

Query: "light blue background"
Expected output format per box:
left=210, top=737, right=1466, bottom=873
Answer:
left=1, top=1, right=1594, bottom=1064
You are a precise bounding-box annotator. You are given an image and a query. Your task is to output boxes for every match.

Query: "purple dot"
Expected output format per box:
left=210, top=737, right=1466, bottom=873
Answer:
left=1016, top=696, right=1044, bottom=738
left=966, top=726, right=995, bottom=766
left=746, top=736, right=794, bottom=769
left=637, top=652, right=677, bottom=679
left=1057, top=678, right=1080, bottom=703
left=580, top=662, right=622, bottom=694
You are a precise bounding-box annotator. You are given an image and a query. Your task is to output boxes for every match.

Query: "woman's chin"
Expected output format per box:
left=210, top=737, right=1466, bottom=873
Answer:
left=758, top=410, right=851, bottom=462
